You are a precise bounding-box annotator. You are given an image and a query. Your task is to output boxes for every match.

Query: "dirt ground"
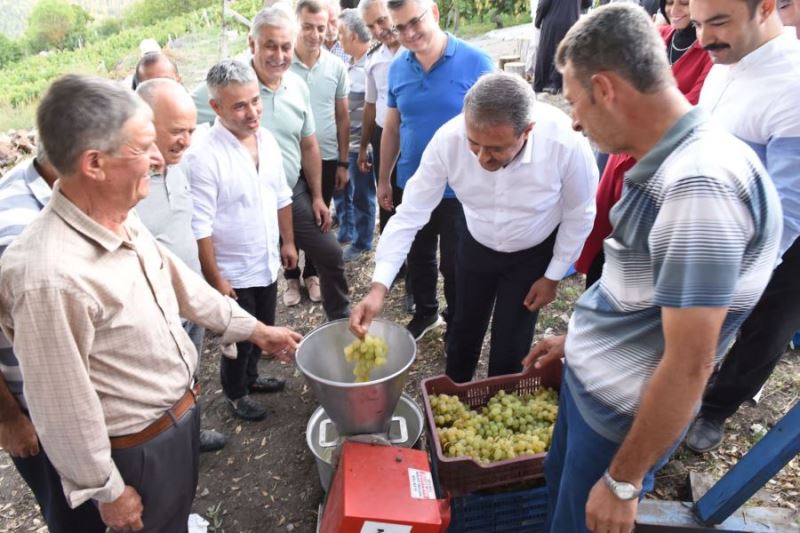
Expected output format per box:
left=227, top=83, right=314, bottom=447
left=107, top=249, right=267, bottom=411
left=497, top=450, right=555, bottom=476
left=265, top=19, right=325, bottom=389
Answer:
left=1, top=26, right=799, bottom=533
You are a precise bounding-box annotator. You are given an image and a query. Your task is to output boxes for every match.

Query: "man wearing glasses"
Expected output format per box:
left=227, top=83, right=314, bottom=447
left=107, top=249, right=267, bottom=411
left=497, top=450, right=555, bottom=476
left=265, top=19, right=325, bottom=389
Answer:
left=378, top=0, right=494, bottom=341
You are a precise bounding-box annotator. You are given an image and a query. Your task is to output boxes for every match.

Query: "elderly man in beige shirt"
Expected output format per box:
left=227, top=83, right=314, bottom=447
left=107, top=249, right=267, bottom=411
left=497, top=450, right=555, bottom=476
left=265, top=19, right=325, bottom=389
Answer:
left=0, top=74, right=301, bottom=533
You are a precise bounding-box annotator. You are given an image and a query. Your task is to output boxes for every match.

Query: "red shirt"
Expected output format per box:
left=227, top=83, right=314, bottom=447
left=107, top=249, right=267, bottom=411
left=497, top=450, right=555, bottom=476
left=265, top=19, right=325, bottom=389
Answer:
left=575, top=26, right=713, bottom=275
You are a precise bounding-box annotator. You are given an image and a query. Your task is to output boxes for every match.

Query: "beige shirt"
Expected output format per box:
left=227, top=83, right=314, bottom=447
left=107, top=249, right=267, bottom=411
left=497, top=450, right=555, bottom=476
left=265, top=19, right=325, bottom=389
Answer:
left=0, top=184, right=257, bottom=507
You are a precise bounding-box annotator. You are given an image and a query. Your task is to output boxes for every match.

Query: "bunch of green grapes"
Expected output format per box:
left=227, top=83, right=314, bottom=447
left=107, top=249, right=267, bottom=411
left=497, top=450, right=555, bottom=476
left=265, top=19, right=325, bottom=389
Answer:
left=430, top=388, right=559, bottom=464
left=344, top=335, right=389, bottom=382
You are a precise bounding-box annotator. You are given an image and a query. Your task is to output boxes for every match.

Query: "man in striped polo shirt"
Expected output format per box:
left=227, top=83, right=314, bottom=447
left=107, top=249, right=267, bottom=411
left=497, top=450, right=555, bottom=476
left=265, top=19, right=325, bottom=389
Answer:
left=0, top=146, right=105, bottom=532
left=523, top=5, right=782, bottom=532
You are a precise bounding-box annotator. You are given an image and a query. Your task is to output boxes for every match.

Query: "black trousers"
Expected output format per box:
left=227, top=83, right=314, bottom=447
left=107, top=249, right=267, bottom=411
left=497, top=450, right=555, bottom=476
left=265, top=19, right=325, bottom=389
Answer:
left=287, top=160, right=339, bottom=280
left=585, top=250, right=605, bottom=289
left=111, top=404, right=200, bottom=533
left=407, top=197, right=465, bottom=322
left=221, top=284, right=277, bottom=400
left=282, top=178, right=350, bottom=318
left=371, top=125, right=401, bottom=233
left=12, top=442, right=105, bottom=533
left=701, top=236, right=800, bottom=421
left=445, top=229, right=557, bottom=383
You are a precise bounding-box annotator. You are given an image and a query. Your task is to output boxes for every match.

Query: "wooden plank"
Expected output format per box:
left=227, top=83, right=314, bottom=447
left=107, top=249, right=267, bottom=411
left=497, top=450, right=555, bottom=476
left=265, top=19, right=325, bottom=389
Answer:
left=694, top=402, right=800, bottom=526
left=636, top=501, right=799, bottom=532
left=689, top=471, right=773, bottom=505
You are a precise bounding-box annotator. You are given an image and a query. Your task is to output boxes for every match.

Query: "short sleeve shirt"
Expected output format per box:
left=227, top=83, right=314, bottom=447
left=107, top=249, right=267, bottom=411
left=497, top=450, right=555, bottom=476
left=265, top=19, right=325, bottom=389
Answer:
left=259, top=70, right=316, bottom=187
left=290, top=49, right=349, bottom=161
left=564, top=109, right=783, bottom=443
left=387, top=34, right=494, bottom=197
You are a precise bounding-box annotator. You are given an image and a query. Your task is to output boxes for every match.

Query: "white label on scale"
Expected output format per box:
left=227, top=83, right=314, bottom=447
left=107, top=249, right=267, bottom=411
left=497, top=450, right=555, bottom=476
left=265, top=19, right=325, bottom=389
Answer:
left=360, top=521, right=412, bottom=533
left=408, top=468, right=436, bottom=500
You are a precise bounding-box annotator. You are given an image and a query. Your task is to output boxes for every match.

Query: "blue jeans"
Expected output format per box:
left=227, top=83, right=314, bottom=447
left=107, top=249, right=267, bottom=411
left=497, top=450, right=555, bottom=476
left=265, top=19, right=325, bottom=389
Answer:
left=545, top=373, right=678, bottom=532
left=333, top=152, right=376, bottom=251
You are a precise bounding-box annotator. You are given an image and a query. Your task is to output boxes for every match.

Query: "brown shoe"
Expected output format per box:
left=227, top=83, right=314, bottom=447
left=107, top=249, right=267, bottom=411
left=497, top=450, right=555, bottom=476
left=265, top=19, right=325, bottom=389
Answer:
left=305, top=276, right=321, bottom=302
left=283, top=278, right=301, bottom=306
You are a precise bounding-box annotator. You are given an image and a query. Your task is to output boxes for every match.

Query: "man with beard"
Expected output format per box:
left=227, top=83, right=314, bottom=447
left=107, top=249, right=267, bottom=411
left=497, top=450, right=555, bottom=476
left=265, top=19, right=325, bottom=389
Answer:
left=684, top=0, right=800, bottom=453
left=186, top=60, right=298, bottom=423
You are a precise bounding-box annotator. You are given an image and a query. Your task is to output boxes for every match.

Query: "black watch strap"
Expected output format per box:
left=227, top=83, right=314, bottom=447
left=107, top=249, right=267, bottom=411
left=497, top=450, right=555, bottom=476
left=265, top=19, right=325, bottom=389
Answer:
left=337, top=160, right=350, bottom=169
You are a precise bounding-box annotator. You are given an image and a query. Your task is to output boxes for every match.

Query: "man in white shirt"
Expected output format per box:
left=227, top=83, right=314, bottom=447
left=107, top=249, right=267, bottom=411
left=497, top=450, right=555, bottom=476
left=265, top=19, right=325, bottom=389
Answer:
left=685, top=0, right=800, bottom=453
left=186, top=60, right=298, bottom=422
left=357, top=0, right=404, bottom=232
left=350, top=73, right=597, bottom=382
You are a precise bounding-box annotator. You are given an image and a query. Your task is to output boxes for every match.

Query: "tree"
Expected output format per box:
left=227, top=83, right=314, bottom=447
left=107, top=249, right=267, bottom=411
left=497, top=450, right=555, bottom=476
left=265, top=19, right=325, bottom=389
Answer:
left=25, top=0, right=92, bottom=52
left=0, top=34, right=23, bottom=68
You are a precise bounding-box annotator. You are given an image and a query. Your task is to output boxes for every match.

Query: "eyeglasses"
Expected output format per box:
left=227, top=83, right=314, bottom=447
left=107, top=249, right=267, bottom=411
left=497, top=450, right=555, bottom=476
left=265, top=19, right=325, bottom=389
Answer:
left=392, top=9, right=428, bottom=35
left=366, top=15, right=392, bottom=31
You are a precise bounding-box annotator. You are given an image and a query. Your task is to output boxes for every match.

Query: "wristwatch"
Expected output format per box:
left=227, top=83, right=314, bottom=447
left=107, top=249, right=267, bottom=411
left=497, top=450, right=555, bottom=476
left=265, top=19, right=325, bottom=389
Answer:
left=337, top=160, right=350, bottom=170
left=603, top=470, right=641, bottom=501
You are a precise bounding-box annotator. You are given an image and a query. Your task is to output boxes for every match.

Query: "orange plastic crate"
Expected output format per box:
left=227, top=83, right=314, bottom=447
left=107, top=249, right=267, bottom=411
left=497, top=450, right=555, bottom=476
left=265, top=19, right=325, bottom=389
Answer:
left=421, top=361, right=562, bottom=496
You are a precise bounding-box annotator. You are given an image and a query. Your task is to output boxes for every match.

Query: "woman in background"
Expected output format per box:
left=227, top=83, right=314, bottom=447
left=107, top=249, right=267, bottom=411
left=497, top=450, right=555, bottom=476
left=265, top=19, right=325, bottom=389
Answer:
left=575, top=0, right=713, bottom=287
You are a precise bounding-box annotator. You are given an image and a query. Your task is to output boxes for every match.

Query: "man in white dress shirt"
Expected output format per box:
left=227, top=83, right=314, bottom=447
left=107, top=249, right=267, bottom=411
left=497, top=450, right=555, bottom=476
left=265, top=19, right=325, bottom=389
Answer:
left=351, top=72, right=597, bottom=382
left=186, top=60, right=298, bottom=421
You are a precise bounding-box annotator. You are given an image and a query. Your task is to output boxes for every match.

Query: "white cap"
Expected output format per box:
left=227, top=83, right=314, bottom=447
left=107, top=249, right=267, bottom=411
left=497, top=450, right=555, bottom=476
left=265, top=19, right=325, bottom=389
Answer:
left=139, top=39, right=161, bottom=57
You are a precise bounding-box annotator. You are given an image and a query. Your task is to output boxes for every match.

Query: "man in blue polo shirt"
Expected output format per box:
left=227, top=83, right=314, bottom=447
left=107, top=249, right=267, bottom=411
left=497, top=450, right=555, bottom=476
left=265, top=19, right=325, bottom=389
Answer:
left=378, top=0, right=494, bottom=340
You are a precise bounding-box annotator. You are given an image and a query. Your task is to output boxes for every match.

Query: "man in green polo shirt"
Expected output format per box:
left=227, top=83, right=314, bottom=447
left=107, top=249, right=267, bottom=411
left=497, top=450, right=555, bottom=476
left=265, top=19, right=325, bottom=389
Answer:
left=284, top=0, right=351, bottom=306
left=190, top=5, right=350, bottom=320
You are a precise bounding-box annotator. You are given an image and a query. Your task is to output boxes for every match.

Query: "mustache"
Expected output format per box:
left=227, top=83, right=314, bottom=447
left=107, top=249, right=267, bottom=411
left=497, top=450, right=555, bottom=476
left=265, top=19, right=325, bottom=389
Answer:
left=704, top=43, right=730, bottom=52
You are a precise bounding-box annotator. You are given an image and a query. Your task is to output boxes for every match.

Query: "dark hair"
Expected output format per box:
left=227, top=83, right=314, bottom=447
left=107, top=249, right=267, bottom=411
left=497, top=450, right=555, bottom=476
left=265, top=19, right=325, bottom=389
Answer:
left=132, top=52, right=179, bottom=90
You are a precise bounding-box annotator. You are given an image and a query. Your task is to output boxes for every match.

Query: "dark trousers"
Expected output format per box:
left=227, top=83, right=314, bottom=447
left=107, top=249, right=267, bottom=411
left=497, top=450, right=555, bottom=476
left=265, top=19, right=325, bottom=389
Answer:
left=287, top=160, right=339, bottom=280
left=701, top=236, right=800, bottom=421
left=283, top=178, right=350, bottom=318
left=111, top=404, right=200, bottom=533
left=407, top=197, right=465, bottom=322
left=585, top=250, right=604, bottom=289
left=221, top=284, right=276, bottom=400
left=12, top=443, right=105, bottom=533
left=445, top=229, right=557, bottom=382
left=371, top=125, right=401, bottom=233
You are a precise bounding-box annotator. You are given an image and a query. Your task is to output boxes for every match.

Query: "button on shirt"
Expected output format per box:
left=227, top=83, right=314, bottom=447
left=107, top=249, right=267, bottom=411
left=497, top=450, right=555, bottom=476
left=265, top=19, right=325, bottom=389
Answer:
left=0, top=185, right=257, bottom=506
left=373, top=103, right=598, bottom=288
left=365, top=44, right=404, bottom=128
left=699, top=31, right=800, bottom=256
left=259, top=70, right=317, bottom=187
left=290, top=49, right=349, bottom=161
left=186, top=121, right=293, bottom=288
left=387, top=34, right=495, bottom=197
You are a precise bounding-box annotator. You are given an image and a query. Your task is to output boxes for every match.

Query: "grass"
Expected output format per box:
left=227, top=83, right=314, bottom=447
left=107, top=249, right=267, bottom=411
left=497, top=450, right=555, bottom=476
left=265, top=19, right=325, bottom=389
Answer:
left=450, top=13, right=532, bottom=40
left=0, top=104, right=36, bottom=132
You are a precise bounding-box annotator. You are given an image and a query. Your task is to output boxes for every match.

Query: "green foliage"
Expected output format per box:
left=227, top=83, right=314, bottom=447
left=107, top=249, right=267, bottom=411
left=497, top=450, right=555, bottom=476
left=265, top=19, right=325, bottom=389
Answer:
left=0, top=6, right=220, bottom=108
left=0, top=34, right=24, bottom=68
left=25, top=0, right=93, bottom=52
left=440, top=0, right=530, bottom=30
left=123, top=0, right=216, bottom=27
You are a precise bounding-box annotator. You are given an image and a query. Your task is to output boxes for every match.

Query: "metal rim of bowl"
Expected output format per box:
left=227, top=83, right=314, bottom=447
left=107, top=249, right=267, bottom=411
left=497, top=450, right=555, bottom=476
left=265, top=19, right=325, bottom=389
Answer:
left=295, top=317, right=417, bottom=389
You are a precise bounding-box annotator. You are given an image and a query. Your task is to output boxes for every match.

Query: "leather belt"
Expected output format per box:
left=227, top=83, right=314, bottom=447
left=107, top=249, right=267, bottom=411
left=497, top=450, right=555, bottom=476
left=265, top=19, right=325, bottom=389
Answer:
left=110, top=384, right=200, bottom=450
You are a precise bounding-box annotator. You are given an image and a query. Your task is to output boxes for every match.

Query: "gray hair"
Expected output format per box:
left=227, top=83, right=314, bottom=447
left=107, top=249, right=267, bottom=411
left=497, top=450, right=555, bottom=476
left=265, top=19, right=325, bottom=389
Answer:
left=206, top=59, right=258, bottom=100
left=463, top=73, right=534, bottom=136
left=135, top=77, right=188, bottom=107
left=555, top=3, right=673, bottom=94
left=251, top=4, right=296, bottom=39
left=387, top=0, right=433, bottom=10
left=36, top=74, right=149, bottom=176
left=357, top=0, right=382, bottom=15
left=339, top=8, right=371, bottom=42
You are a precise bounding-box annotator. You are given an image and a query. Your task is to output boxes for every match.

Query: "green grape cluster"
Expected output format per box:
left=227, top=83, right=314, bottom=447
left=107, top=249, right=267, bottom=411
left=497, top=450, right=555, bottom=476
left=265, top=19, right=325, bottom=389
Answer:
left=430, top=388, right=558, bottom=464
left=344, top=335, right=389, bottom=382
